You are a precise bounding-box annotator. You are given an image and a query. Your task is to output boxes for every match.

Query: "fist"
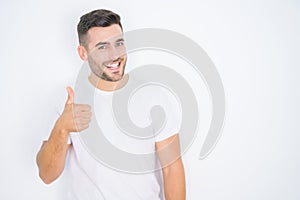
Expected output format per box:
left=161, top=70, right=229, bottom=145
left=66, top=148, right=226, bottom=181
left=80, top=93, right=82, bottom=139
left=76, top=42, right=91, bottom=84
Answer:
left=57, top=87, right=92, bottom=132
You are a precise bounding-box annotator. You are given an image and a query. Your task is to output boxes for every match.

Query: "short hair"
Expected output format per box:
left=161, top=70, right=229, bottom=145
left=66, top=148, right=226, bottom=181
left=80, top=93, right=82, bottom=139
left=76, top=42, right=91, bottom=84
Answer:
left=77, top=9, right=123, bottom=47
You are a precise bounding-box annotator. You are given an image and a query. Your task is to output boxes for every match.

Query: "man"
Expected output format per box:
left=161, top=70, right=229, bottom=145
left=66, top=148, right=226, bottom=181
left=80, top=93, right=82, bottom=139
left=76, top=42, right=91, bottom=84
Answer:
left=36, top=9, right=186, bottom=199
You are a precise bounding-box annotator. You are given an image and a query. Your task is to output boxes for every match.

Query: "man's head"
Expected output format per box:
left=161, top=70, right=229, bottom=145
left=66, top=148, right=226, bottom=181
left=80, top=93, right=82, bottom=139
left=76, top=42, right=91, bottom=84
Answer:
left=77, top=9, right=127, bottom=82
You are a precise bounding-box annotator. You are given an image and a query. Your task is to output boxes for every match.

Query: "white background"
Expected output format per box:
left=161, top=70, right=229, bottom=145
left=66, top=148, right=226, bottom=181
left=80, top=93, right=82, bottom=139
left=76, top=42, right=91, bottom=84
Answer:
left=0, top=0, right=299, bottom=199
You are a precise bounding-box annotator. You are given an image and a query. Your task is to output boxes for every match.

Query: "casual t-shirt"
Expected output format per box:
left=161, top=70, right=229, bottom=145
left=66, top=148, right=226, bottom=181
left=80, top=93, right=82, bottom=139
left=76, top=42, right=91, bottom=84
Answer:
left=48, top=75, right=182, bottom=200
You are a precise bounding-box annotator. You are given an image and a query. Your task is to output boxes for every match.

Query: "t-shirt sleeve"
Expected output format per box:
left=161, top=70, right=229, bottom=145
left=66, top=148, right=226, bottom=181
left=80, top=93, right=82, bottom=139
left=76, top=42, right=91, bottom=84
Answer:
left=153, top=88, right=182, bottom=142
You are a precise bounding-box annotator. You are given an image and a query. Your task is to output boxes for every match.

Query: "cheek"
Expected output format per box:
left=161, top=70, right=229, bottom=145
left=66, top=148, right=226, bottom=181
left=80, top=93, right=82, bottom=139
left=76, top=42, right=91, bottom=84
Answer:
left=116, top=46, right=127, bottom=58
left=96, top=56, right=110, bottom=64
left=88, top=57, right=104, bottom=74
left=120, top=54, right=127, bottom=62
left=90, top=50, right=112, bottom=64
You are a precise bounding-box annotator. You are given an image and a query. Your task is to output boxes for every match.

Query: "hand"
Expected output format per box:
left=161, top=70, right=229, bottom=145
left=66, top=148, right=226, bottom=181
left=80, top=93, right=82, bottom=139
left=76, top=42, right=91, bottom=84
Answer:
left=56, top=87, right=92, bottom=133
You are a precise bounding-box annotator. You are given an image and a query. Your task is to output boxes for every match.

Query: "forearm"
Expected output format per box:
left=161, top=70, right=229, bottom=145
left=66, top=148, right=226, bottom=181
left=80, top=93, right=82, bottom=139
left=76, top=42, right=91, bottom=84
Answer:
left=163, top=158, right=186, bottom=200
left=36, top=121, right=70, bottom=184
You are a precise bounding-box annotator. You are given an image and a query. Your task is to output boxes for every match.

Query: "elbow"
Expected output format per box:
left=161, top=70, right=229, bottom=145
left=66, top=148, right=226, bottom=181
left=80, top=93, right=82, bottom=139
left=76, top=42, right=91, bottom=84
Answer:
left=39, top=169, right=63, bottom=184
left=37, top=167, right=63, bottom=185
left=39, top=171, right=56, bottom=185
left=36, top=153, right=61, bottom=185
left=36, top=157, right=54, bottom=184
left=37, top=160, right=61, bottom=185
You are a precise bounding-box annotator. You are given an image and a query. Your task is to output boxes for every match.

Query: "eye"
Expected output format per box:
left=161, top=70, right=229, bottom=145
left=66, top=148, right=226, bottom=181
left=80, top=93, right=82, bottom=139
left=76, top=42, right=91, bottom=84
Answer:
left=98, top=45, right=106, bottom=49
left=116, top=41, right=124, bottom=47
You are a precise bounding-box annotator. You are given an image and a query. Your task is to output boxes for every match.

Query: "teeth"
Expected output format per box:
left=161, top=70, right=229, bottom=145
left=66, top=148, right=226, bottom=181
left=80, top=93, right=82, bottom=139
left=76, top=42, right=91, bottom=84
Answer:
left=106, top=62, right=119, bottom=68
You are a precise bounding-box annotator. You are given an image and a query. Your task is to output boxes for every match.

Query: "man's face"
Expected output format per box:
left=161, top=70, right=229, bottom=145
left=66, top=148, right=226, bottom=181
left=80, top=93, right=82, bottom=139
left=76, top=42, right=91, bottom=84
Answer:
left=85, top=24, right=127, bottom=82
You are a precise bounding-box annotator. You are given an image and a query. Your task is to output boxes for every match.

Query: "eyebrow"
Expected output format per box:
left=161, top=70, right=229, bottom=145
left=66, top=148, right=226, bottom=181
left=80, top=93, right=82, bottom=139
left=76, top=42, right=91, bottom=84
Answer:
left=94, top=38, right=125, bottom=48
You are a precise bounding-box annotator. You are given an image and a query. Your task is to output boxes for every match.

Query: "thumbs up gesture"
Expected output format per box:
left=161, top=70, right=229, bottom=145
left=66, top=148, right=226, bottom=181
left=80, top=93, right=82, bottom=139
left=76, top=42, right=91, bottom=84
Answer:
left=57, top=87, right=92, bottom=133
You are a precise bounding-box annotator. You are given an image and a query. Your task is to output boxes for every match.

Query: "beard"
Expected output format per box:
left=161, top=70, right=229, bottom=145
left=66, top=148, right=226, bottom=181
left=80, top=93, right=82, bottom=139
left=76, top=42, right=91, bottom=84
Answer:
left=87, top=56, right=127, bottom=82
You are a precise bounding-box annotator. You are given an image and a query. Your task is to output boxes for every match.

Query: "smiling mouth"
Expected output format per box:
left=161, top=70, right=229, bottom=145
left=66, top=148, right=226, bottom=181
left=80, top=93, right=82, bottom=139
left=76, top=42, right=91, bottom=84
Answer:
left=106, top=61, right=121, bottom=72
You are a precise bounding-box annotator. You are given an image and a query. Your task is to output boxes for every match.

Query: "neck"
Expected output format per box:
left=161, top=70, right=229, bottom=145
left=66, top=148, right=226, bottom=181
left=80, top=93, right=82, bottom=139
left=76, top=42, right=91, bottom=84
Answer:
left=88, top=73, right=129, bottom=92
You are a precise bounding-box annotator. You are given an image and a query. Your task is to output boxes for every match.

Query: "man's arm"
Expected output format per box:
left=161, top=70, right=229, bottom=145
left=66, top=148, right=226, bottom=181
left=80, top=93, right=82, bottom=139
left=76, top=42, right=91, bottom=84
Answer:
left=36, top=87, right=91, bottom=184
left=36, top=122, right=71, bottom=184
left=156, top=134, right=186, bottom=200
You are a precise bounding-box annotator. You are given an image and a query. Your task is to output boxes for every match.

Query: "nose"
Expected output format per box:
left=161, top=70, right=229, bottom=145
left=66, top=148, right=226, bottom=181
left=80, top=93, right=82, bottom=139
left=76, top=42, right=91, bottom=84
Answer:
left=108, top=46, right=120, bottom=61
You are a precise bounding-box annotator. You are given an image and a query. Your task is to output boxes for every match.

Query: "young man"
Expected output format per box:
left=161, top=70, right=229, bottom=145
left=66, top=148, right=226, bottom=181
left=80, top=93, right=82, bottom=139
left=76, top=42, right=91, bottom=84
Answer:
left=36, top=9, right=186, bottom=199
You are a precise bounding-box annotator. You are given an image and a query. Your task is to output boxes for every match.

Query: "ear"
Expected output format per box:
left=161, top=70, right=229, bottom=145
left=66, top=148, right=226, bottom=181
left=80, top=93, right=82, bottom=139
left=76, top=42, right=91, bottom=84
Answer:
left=77, top=45, right=88, bottom=61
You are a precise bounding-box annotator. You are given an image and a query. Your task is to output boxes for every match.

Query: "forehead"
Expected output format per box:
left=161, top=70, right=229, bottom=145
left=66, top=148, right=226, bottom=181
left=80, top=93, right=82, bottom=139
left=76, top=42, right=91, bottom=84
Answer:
left=86, top=24, right=123, bottom=47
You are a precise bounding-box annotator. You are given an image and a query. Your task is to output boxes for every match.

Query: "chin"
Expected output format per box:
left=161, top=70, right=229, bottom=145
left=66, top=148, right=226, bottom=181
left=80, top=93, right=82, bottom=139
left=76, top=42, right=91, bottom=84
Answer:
left=110, top=74, right=124, bottom=82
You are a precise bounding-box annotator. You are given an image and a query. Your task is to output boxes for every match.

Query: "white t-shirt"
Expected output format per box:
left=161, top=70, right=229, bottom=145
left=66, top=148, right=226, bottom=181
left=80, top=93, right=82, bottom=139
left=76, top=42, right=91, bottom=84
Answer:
left=49, top=76, right=182, bottom=200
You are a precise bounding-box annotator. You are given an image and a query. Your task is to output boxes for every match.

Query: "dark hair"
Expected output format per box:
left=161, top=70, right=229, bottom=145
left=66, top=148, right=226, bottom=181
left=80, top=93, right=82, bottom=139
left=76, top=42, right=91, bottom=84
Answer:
left=77, top=9, right=123, bottom=46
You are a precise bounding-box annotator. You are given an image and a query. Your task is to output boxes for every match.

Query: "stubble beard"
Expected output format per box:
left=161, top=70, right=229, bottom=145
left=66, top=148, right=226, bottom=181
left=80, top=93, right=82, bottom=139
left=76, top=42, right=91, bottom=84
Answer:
left=88, top=56, right=127, bottom=82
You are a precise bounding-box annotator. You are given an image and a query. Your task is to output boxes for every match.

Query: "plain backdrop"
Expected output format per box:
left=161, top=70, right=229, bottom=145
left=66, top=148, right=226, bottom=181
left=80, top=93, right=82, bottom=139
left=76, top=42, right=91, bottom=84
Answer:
left=0, top=0, right=299, bottom=199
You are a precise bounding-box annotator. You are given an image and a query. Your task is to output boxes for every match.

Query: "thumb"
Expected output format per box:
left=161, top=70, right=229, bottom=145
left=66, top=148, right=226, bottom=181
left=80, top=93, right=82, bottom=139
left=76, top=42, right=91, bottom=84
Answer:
left=66, top=86, right=74, bottom=105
